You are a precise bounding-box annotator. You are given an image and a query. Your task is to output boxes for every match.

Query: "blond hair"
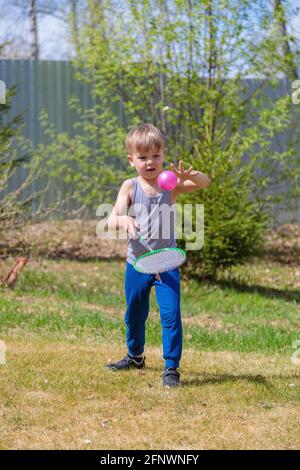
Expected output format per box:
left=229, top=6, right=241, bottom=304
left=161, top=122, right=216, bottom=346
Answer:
left=125, top=123, right=165, bottom=155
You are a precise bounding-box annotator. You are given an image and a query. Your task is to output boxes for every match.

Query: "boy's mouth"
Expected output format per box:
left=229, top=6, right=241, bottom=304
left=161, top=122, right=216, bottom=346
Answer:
left=146, top=168, right=155, bottom=172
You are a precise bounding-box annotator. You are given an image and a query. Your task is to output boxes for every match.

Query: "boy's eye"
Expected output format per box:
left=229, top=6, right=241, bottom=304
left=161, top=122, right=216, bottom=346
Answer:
left=138, top=155, right=160, bottom=160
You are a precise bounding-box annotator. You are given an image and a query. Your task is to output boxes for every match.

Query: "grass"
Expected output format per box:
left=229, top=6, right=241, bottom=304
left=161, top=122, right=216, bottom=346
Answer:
left=0, top=256, right=300, bottom=449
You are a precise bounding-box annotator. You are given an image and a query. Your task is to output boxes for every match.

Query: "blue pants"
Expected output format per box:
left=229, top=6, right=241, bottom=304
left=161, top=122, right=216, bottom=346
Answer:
left=124, top=261, right=182, bottom=369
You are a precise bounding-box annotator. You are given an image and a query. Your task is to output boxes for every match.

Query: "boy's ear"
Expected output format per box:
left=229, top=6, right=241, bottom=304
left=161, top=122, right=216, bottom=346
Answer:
left=127, top=155, right=134, bottom=167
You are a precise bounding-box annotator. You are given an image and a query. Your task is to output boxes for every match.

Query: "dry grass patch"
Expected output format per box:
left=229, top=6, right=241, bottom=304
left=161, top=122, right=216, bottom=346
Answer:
left=218, top=257, right=300, bottom=290
left=182, top=314, right=224, bottom=330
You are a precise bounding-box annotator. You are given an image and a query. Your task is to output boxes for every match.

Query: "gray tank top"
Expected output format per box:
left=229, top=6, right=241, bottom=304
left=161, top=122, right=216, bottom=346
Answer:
left=127, top=177, right=177, bottom=265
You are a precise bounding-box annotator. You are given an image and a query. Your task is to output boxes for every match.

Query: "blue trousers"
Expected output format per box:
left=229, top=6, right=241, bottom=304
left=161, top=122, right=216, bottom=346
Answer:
left=124, top=261, right=182, bottom=369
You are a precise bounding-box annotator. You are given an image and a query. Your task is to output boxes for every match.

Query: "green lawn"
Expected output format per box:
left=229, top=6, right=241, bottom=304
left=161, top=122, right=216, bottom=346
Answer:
left=1, top=257, right=299, bottom=353
left=0, top=256, right=299, bottom=449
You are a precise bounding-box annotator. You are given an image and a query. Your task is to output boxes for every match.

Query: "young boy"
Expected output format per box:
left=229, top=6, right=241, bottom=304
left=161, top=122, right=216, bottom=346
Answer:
left=106, top=123, right=210, bottom=387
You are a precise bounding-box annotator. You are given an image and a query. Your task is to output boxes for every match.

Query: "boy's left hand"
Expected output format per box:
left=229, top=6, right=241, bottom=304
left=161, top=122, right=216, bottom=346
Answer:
left=170, top=161, right=199, bottom=183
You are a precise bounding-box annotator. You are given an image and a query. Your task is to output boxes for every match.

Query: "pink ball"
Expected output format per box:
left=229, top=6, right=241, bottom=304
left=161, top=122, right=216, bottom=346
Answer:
left=157, top=170, right=178, bottom=191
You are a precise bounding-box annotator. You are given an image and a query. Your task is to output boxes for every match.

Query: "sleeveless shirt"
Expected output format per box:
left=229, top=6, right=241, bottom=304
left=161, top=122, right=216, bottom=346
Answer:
left=126, top=177, right=177, bottom=265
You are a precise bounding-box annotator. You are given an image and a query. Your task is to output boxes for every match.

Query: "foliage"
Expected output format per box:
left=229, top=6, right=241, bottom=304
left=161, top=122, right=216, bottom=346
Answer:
left=33, top=0, right=300, bottom=277
left=0, top=85, right=32, bottom=234
left=0, top=80, right=52, bottom=258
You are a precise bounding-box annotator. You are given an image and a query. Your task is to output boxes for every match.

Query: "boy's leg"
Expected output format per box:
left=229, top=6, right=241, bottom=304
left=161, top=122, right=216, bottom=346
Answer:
left=154, top=268, right=182, bottom=369
left=125, top=261, right=153, bottom=357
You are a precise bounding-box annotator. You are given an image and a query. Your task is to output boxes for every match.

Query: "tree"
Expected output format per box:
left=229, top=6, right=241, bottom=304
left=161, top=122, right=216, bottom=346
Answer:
left=272, top=0, right=299, bottom=80
left=0, top=0, right=86, bottom=59
left=0, top=62, right=55, bottom=286
left=29, top=0, right=39, bottom=59
left=0, top=81, right=44, bottom=234
left=0, top=81, right=31, bottom=285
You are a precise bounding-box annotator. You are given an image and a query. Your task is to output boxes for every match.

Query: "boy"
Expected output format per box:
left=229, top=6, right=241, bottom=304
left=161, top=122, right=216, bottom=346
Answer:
left=106, top=123, right=210, bottom=387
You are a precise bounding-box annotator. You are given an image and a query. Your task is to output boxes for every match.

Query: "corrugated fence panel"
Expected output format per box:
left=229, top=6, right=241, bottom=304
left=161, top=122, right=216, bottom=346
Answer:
left=0, top=59, right=299, bottom=227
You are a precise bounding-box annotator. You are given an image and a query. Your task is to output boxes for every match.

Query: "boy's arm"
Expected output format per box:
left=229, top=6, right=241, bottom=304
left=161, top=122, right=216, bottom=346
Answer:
left=106, top=179, right=133, bottom=231
left=171, top=161, right=211, bottom=202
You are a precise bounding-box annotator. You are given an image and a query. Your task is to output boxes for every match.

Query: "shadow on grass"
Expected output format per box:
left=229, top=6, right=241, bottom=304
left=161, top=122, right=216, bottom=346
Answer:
left=44, top=255, right=126, bottom=263
left=180, top=373, right=270, bottom=387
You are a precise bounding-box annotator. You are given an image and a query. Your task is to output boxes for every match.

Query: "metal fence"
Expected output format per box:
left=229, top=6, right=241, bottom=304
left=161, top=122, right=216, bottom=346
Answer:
left=0, top=59, right=299, bottom=227
left=0, top=59, right=102, bottom=218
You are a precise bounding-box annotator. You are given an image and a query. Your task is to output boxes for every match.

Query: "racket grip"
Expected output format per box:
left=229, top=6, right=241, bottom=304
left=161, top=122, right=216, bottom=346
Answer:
left=139, top=234, right=152, bottom=252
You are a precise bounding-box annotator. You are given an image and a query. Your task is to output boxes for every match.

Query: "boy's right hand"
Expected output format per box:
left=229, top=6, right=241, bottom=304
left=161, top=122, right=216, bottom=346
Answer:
left=119, top=216, right=140, bottom=238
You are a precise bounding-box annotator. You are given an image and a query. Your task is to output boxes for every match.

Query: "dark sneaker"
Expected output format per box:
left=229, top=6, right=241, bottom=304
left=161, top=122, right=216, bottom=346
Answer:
left=106, top=354, right=145, bottom=371
left=162, top=368, right=180, bottom=387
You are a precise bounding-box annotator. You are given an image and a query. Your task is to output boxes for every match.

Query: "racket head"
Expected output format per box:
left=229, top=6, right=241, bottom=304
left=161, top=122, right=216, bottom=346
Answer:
left=133, top=247, right=187, bottom=274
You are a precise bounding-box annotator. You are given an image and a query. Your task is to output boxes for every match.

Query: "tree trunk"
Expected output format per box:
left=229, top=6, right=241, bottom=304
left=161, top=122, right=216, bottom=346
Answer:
left=0, top=256, right=29, bottom=288
left=206, top=0, right=218, bottom=140
left=273, top=0, right=298, bottom=80
left=29, top=0, right=39, bottom=60
left=70, top=0, right=80, bottom=55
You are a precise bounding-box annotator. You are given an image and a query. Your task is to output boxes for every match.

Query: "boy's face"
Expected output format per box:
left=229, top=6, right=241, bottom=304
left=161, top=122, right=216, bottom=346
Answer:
left=127, top=148, right=164, bottom=180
